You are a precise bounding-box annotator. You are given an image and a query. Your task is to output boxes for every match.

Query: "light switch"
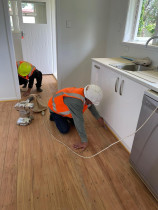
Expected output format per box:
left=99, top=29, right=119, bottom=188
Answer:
left=66, top=20, right=72, bottom=28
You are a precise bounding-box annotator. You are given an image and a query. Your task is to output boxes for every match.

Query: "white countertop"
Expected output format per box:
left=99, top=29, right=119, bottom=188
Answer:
left=92, top=57, right=158, bottom=92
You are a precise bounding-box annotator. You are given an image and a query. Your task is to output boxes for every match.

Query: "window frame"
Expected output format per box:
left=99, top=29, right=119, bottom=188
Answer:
left=21, top=1, right=47, bottom=24
left=123, top=0, right=158, bottom=46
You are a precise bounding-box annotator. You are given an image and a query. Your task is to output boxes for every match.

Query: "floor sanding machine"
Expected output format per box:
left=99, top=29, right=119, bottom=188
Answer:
left=14, top=96, right=34, bottom=126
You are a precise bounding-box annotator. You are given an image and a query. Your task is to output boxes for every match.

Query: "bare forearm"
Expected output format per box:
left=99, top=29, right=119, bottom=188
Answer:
left=23, top=88, right=31, bottom=96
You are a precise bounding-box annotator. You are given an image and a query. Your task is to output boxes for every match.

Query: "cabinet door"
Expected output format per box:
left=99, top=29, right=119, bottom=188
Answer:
left=91, top=62, right=102, bottom=85
left=91, top=62, right=122, bottom=130
left=115, top=76, right=148, bottom=151
left=91, top=62, right=120, bottom=118
left=99, top=66, right=121, bottom=128
left=91, top=62, right=148, bottom=152
left=91, top=62, right=105, bottom=114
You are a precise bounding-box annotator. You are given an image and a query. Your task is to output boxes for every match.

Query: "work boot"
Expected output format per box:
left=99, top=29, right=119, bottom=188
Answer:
left=37, top=87, right=43, bottom=92
left=49, top=114, right=54, bottom=121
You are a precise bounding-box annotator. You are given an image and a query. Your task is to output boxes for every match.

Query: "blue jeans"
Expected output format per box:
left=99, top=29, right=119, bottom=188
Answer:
left=49, top=112, right=74, bottom=134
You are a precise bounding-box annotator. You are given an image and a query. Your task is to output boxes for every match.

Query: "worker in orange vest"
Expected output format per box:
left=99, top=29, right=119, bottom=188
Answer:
left=48, top=85, right=104, bottom=151
left=17, top=61, right=43, bottom=96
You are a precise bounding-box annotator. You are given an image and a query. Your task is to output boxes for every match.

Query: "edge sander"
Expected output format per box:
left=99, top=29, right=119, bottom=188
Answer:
left=14, top=96, right=34, bottom=126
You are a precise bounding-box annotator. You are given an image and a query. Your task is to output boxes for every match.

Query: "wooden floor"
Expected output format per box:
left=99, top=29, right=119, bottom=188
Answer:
left=0, top=75, right=157, bottom=210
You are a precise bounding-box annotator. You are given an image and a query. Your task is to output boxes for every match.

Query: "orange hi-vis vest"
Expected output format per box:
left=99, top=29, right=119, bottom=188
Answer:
left=16, top=61, right=36, bottom=80
left=48, top=87, right=88, bottom=118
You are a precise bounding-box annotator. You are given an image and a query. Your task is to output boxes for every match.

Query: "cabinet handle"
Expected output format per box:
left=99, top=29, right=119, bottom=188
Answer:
left=119, top=80, right=124, bottom=96
left=115, top=77, right=119, bottom=92
left=94, top=65, right=100, bottom=69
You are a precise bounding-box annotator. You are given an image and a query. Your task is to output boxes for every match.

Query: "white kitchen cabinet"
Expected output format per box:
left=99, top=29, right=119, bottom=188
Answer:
left=91, top=61, right=148, bottom=152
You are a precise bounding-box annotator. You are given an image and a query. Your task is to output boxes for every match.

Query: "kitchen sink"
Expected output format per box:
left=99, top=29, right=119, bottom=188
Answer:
left=109, top=63, right=155, bottom=71
left=109, top=63, right=158, bottom=83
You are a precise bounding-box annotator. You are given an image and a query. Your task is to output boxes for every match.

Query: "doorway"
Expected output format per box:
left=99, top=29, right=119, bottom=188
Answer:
left=8, top=0, right=57, bottom=77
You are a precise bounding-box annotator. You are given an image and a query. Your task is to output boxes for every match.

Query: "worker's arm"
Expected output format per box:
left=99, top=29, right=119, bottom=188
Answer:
left=23, top=88, right=31, bottom=96
left=28, top=73, right=35, bottom=89
left=64, top=97, right=88, bottom=150
left=23, top=74, right=32, bottom=96
left=88, top=104, right=105, bottom=127
left=23, top=71, right=36, bottom=96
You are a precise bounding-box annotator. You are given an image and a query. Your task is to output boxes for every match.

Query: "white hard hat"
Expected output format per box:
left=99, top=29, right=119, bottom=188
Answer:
left=84, top=84, right=103, bottom=106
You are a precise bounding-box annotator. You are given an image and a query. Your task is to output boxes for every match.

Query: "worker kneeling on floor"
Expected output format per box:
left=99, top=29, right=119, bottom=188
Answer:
left=17, top=61, right=43, bottom=96
left=48, top=85, right=105, bottom=151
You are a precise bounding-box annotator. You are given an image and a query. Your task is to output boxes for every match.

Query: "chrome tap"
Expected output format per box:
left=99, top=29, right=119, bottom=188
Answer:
left=145, top=35, right=158, bottom=47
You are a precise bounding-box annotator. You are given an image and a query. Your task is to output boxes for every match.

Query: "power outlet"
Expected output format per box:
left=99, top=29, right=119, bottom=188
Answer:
left=66, top=20, right=72, bottom=28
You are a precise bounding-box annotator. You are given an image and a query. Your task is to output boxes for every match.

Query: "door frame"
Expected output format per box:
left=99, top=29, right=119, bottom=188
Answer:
left=17, top=0, right=57, bottom=77
left=3, top=0, right=21, bottom=99
left=4, top=0, right=57, bottom=94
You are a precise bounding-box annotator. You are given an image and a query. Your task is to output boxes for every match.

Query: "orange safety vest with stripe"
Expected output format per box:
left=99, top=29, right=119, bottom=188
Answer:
left=48, top=87, right=88, bottom=118
left=16, top=61, right=36, bottom=80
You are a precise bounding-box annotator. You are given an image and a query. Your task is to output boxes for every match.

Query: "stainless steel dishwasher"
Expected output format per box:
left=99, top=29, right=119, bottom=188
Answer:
left=130, top=90, right=158, bottom=201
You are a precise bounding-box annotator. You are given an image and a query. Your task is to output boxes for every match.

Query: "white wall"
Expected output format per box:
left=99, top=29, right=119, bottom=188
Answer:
left=56, top=0, right=110, bottom=89
left=0, top=0, right=20, bottom=101
left=105, top=0, right=158, bottom=66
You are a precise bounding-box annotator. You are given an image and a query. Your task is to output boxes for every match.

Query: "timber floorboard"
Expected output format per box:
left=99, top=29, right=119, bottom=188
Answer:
left=0, top=75, right=157, bottom=210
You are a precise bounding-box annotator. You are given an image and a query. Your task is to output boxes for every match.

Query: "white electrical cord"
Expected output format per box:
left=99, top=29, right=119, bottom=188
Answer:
left=46, top=106, right=158, bottom=159
left=15, top=92, right=158, bottom=159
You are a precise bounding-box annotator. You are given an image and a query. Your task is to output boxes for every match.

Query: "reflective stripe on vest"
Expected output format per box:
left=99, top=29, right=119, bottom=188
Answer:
left=48, top=87, right=87, bottom=118
left=16, top=61, right=22, bottom=67
left=52, top=91, right=85, bottom=113
left=28, top=65, right=36, bottom=77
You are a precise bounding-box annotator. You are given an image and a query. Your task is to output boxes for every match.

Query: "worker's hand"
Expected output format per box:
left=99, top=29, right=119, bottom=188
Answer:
left=97, top=117, right=104, bottom=127
left=23, top=89, right=31, bottom=97
left=73, top=142, right=88, bottom=151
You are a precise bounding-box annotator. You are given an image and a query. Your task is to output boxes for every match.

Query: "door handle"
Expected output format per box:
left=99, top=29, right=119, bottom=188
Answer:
left=119, top=80, right=124, bottom=95
left=115, top=77, right=119, bottom=92
left=94, top=65, right=100, bottom=69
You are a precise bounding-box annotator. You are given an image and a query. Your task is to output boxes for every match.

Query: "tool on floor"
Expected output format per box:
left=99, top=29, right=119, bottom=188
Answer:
left=14, top=96, right=34, bottom=125
left=29, top=94, right=47, bottom=113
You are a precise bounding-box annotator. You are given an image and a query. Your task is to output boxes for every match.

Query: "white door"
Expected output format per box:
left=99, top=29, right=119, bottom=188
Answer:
left=18, top=0, right=53, bottom=74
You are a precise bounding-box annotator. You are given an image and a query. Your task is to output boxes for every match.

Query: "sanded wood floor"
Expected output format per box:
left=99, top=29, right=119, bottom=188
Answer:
left=0, top=75, right=157, bottom=210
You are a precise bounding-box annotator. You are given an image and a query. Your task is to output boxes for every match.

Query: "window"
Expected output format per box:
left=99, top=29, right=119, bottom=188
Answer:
left=21, top=2, right=35, bottom=23
left=8, top=1, right=47, bottom=28
left=21, top=1, right=47, bottom=24
left=123, top=0, right=158, bottom=46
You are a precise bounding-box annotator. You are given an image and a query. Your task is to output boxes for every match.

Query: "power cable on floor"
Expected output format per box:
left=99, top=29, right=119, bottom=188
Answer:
left=45, top=106, right=158, bottom=159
